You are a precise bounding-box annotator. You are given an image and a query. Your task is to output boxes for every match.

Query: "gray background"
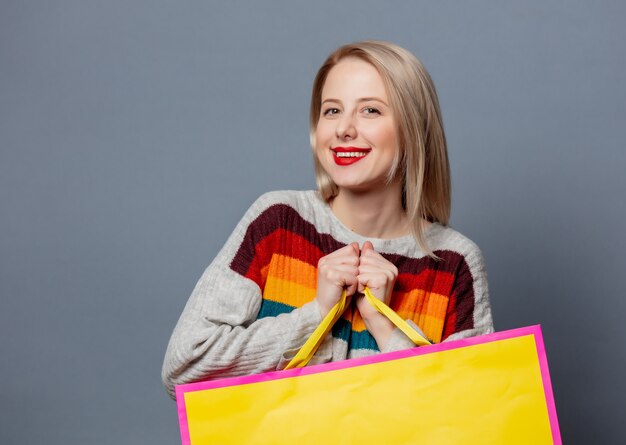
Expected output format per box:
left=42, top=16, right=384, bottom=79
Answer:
left=1, top=1, right=624, bottom=444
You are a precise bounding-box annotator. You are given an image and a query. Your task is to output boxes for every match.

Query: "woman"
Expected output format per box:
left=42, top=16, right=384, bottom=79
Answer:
left=162, top=41, right=493, bottom=399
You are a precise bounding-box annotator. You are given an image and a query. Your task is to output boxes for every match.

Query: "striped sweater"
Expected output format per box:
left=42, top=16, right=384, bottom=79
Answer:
left=162, top=190, right=493, bottom=398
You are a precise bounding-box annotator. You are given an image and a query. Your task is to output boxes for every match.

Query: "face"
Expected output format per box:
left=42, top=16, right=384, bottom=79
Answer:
left=315, top=57, right=399, bottom=194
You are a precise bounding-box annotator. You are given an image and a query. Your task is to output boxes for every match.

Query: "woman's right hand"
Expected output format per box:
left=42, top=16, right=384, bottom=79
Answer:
left=315, top=242, right=360, bottom=317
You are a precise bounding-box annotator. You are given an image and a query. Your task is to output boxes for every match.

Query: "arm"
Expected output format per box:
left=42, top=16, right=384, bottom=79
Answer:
left=161, top=194, right=331, bottom=399
left=442, top=244, right=494, bottom=342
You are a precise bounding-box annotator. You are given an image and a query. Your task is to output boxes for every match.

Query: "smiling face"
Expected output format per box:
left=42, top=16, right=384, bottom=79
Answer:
left=314, top=57, right=399, bottom=194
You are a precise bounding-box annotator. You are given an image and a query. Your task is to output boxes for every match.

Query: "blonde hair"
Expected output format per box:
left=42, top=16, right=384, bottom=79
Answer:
left=309, top=40, right=451, bottom=256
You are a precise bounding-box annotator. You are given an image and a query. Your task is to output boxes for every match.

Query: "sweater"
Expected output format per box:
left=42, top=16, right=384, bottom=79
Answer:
left=162, top=190, right=493, bottom=398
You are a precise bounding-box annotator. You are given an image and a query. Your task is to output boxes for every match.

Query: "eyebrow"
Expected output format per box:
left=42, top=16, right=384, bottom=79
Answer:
left=321, top=97, right=389, bottom=106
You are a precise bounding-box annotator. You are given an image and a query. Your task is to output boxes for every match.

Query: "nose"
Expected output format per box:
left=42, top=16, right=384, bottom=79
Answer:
left=336, top=112, right=357, bottom=140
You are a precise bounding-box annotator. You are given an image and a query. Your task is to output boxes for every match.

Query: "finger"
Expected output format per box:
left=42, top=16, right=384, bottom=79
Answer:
left=319, top=248, right=360, bottom=267
left=359, top=253, right=398, bottom=274
left=350, top=242, right=360, bottom=256
left=357, top=274, right=391, bottom=304
left=357, top=270, right=393, bottom=286
left=324, top=244, right=360, bottom=260
left=334, top=243, right=361, bottom=257
left=346, top=281, right=359, bottom=297
left=327, top=272, right=358, bottom=293
left=359, top=250, right=391, bottom=267
left=358, top=262, right=397, bottom=276
left=319, top=264, right=359, bottom=277
left=358, top=254, right=390, bottom=267
left=340, top=272, right=359, bottom=296
left=359, top=246, right=386, bottom=261
left=317, top=261, right=357, bottom=285
left=361, top=241, right=374, bottom=254
left=357, top=274, right=383, bottom=299
left=356, top=275, right=383, bottom=293
left=322, top=254, right=360, bottom=267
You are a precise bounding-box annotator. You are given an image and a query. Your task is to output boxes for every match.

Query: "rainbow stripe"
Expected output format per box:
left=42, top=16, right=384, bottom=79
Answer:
left=231, top=204, right=476, bottom=348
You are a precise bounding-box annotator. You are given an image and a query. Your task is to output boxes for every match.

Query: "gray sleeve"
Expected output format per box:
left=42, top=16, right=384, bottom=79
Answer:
left=161, top=195, right=329, bottom=399
left=443, top=243, right=494, bottom=342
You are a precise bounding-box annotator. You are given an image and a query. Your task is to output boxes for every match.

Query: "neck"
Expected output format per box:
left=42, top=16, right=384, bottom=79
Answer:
left=330, top=180, right=410, bottom=239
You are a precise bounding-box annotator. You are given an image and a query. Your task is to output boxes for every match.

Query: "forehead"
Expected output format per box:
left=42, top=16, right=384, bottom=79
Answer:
left=321, top=57, right=388, bottom=100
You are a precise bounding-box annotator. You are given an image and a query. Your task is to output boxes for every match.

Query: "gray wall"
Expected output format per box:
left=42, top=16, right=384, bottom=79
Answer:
left=1, top=1, right=624, bottom=444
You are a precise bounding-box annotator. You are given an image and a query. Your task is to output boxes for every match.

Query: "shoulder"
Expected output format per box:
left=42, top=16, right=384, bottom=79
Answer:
left=235, top=190, right=326, bottom=233
left=244, top=190, right=321, bottom=214
left=250, top=190, right=317, bottom=210
left=426, top=224, right=486, bottom=271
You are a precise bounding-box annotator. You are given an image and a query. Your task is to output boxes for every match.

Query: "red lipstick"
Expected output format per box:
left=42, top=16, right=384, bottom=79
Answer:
left=331, top=146, right=371, bottom=166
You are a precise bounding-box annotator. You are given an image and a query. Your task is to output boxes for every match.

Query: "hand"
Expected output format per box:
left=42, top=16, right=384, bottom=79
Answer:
left=355, top=241, right=398, bottom=348
left=315, top=242, right=360, bottom=317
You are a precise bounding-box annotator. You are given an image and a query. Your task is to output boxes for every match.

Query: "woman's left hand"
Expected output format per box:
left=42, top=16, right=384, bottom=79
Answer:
left=355, top=241, right=398, bottom=348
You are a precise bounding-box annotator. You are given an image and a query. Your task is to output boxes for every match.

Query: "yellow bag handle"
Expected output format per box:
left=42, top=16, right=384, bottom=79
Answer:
left=284, top=287, right=430, bottom=370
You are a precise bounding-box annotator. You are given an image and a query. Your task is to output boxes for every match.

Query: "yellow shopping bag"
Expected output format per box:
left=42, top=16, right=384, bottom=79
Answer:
left=176, top=289, right=561, bottom=444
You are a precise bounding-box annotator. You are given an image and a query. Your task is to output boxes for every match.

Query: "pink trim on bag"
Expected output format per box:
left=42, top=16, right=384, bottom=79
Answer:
left=176, top=325, right=561, bottom=445
left=533, top=325, right=562, bottom=444
left=175, top=386, right=191, bottom=445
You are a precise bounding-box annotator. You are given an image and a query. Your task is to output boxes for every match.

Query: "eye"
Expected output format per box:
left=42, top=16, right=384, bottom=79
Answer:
left=322, top=108, right=340, bottom=116
left=363, top=107, right=381, bottom=115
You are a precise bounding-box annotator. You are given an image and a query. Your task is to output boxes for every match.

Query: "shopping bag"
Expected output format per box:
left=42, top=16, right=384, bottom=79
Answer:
left=175, top=289, right=561, bottom=444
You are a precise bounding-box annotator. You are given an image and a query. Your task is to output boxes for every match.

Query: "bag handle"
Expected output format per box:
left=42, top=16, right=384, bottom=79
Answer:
left=284, top=287, right=430, bottom=370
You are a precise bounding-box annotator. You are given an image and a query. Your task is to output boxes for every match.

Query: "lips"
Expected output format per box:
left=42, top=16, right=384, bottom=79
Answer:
left=331, top=146, right=371, bottom=166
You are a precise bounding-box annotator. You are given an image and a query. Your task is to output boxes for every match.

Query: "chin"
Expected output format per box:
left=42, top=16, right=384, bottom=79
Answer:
left=333, top=180, right=381, bottom=194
